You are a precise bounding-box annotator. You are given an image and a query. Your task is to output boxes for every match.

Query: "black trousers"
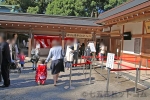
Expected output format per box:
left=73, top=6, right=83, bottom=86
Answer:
left=73, top=52, right=78, bottom=64
left=0, top=71, right=2, bottom=82
left=1, top=64, right=10, bottom=86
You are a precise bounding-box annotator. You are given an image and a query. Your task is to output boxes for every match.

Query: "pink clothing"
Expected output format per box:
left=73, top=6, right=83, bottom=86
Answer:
left=18, top=54, right=25, bottom=61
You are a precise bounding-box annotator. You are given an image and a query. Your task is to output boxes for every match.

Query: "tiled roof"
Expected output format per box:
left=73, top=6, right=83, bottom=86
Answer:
left=0, top=12, right=99, bottom=26
left=98, top=0, right=149, bottom=19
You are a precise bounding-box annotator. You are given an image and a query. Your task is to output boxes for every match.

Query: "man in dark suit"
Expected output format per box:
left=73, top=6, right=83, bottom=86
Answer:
left=0, top=32, right=11, bottom=87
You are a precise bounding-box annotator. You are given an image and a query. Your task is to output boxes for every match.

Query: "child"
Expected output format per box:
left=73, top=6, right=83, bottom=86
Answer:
left=35, top=59, right=47, bottom=85
left=18, top=51, right=26, bottom=69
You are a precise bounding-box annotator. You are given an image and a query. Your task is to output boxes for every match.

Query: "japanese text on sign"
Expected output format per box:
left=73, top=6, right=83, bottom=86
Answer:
left=66, top=33, right=92, bottom=39
left=106, top=53, right=115, bottom=69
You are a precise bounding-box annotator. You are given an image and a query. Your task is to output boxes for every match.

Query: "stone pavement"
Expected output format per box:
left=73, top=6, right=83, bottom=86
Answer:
left=95, top=59, right=150, bottom=88
left=0, top=61, right=150, bottom=100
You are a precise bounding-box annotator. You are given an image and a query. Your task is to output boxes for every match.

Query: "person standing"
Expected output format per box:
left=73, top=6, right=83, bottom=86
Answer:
left=35, top=41, right=40, bottom=56
left=45, top=40, right=64, bottom=86
left=84, top=42, right=92, bottom=69
left=11, top=34, right=19, bottom=62
left=18, top=51, right=26, bottom=69
left=73, top=39, right=80, bottom=64
left=100, top=44, right=106, bottom=61
left=65, top=40, right=74, bottom=70
left=0, top=32, right=11, bottom=87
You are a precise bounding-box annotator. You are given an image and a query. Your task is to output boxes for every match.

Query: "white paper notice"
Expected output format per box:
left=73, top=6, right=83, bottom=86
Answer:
left=106, top=53, right=115, bottom=69
left=88, top=42, right=96, bottom=52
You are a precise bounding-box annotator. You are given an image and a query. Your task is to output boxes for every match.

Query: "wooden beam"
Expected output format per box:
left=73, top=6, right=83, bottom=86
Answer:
left=142, top=21, right=145, bottom=35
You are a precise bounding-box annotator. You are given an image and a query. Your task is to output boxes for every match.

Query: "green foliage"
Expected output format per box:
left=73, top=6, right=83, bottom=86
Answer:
left=3, top=0, right=128, bottom=16
left=27, top=6, right=39, bottom=14
left=46, top=0, right=109, bottom=17
left=104, top=0, right=128, bottom=11
left=3, top=0, right=19, bottom=5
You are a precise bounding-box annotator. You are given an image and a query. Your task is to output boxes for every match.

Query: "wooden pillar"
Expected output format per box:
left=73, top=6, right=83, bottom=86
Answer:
left=109, top=26, right=112, bottom=52
left=141, top=21, right=145, bottom=66
left=28, top=31, right=33, bottom=57
left=93, top=32, right=96, bottom=46
left=121, top=25, right=125, bottom=57
left=93, top=32, right=96, bottom=57
left=61, top=31, right=65, bottom=50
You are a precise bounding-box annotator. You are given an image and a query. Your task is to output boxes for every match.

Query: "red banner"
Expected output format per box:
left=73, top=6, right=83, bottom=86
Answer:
left=34, top=35, right=74, bottom=48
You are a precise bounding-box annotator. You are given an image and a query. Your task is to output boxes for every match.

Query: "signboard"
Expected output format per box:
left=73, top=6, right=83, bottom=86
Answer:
left=145, top=22, right=150, bottom=33
left=88, top=42, right=96, bottom=52
left=134, top=38, right=141, bottom=54
left=66, top=33, right=92, bottom=39
left=106, top=53, right=115, bottom=69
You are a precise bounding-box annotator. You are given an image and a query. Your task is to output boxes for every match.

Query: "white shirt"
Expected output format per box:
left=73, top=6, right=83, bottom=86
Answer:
left=36, top=43, right=40, bottom=49
left=46, top=46, right=64, bottom=61
left=100, top=45, right=106, bottom=54
left=65, top=45, right=74, bottom=62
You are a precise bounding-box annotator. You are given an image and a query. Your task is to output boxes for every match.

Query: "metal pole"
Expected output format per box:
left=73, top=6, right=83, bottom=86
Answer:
left=119, top=58, right=122, bottom=75
left=135, top=68, right=139, bottom=93
left=117, top=63, right=120, bottom=79
left=69, top=64, right=72, bottom=88
left=106, top=68, right=111, bottom=93
left=146, top=59, right=148, bottom=75
left=89, top=63, right=92, bottom=84
left=64, top=52, right=75, bottom=89
left=138, top=61, right=141, bottom=82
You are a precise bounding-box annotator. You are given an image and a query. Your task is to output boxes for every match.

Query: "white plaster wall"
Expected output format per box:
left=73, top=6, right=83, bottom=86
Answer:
left=123, top=38, right=142, bottom=55
left=111, top=25, right=123, bottom=33
left=124, top=22, right=142, bottom=34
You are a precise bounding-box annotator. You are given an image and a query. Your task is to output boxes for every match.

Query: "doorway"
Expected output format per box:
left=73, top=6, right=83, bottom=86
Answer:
left=110, top=37, right=122, bottom=57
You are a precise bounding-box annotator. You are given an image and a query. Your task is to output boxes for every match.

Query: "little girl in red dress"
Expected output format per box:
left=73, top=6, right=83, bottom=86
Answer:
left=35, top=59, right=47, bottom=85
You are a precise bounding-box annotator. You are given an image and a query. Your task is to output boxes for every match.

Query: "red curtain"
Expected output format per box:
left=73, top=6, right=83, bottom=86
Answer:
left=34, top=35, right=74, bottom=48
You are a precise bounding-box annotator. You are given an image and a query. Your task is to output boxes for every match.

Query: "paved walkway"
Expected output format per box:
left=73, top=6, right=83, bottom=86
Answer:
left=95, top=59, right=150, bottom=88
left=0, top=60, right=150, bottom=100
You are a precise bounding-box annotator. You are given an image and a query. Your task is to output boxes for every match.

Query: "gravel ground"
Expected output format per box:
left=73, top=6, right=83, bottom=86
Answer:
left=0, top=62, right=150, bottom=100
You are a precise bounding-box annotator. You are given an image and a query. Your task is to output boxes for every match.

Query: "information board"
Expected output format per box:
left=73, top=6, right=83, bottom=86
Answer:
left=88, top=42, right=96, bottom=52
left=106, top=53, right=115, bottom=69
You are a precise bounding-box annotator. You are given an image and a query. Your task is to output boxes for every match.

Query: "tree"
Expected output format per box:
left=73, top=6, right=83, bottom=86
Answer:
left=46, top=0, right=73, bottom=16
left=104, top=0, right=128, bottom=11
left=4, top=0, right=35, bottom=12
left=35, top=0, right=51, bottom=14
left=46, top=0, right=109, bottom=17
left=3, top=0, right=19, bottom=5
left=27, top=6, right=39, bottom=14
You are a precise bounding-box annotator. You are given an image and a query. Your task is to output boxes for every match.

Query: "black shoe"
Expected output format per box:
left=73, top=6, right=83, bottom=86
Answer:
left=0, top=85, right=9, bottom=88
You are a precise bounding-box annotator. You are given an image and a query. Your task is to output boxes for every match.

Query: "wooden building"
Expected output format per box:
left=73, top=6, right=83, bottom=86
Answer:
left=96, top=0, right=150, bottom=67
left=0, top=12, right=102, bottom=56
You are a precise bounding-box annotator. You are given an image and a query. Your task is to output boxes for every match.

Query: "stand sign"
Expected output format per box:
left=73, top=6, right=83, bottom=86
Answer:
left=106, top=53, right=115, bottom=69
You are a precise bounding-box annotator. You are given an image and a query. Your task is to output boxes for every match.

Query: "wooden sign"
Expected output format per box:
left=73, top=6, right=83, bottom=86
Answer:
left=145, top=22, right=150, bottom=33
left=66, top=33, right=92, bottom=39
left=134, top=38, right=141, bottom=54
left=110, top=30, right=120, bottom=36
